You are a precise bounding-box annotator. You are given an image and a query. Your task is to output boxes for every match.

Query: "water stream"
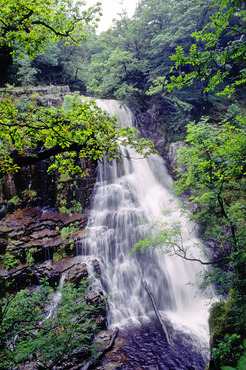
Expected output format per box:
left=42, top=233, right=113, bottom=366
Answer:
left=78, top=100, right=212, bottom=368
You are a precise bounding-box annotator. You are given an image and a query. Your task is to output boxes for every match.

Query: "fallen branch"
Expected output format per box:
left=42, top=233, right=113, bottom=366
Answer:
left=142, top=277, right=173, bottom=347
left=81, top=328, right=119, bottom=370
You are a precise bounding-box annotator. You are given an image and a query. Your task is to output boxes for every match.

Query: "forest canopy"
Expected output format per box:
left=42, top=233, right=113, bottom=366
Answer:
left=0, top=0, right=101, bottom=82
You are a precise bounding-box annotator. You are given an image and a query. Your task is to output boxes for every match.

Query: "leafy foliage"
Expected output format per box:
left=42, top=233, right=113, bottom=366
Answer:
left=0, top=95, right=156, bottom=177
left=61, top=0, right=213, bottom=106
left=175, top=117, right=246, bottom=248
left=209, top=292, right=246, bottom=368
left=0, top=0, right=101, bottom=55
left=222, top=340, right=246, bottom=370
left=0, top=279, right=104, bottom=368
left=0, top=0, right=101, bottom=83
left=172, top=117, right=246, bottom=368
left=0, top=252, right=19, bottom=270
left=211, top=333, right=243, bottom=366
left=163, top=0, right=246, bottom=97
left=16, top=54, right=38, bottom=87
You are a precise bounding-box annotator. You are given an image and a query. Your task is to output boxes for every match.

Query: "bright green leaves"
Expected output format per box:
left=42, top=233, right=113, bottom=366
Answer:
left=163, top=0, right=246, bottom=97
left=0, top=280, right=104, bottom=368
left=0, top=96, right=20, bottom=174
left=132, top=217, right=183, bottom=254
left=0, top=95, right=156, bottom=177
left=0, top=0, right=101, bottom=57
left=119, top=126, right=156, bottom=157
left=176, top=117, right=246, bottom=194
left=175, top=116, right=246, bottom=246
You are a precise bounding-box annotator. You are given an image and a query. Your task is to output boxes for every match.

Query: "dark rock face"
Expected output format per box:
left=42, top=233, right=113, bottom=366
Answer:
left=34, top=257, right=89, bottom=286
left=0, top=207, right=89, bottom=291
left=0, top=157, right=97, bottom=210
left=167, top=141, right=186, bottom=178
left=128, top=98, right=190, bottom=177
left=129, top=101, right=167, bottom=158
left=0, top=208, right=87, bottom=259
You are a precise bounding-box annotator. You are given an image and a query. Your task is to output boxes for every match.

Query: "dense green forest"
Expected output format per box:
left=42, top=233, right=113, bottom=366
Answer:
left=0, top=0, right=246, bottom=368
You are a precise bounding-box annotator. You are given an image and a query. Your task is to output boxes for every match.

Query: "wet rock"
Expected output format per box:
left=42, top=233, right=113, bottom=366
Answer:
left=18, top=362, right=41, bottom=370
left=0, top=208, right=87, bottom=263
left=86, top=289, right=106, bottom=328
left=94, top=330, right=130, bottom=369
left=0, top=238, right=7, bottom=254
left=86, top=290, right=104, bottom=306
left=0, top=208, right=90, bottom=290
left=0, top=263, right=39, bottom=291
left=65, top=263, right=88, bottom=285
left=34, top=257, right=88, bottom=286
left=92, top=258, right=101, bottom=276
left=168, top=141, right=185, bottom=175
left=0, top=256, right=90, bottom=293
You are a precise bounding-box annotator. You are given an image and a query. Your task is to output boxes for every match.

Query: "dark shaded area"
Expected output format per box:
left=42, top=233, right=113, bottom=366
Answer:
left=99, top=320, right=208, bottom=369
left=0, top=46, right=13, bottom=84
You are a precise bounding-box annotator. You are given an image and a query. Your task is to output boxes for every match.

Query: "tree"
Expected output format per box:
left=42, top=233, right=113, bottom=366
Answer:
left=30, top=33, right=100, bottom=88
left=16, top=53, right=38, bottom=87
left=175, top=117, right=246, bottom=246
left=0, top=0, right=101, bottom=83
left=0, top=95, right=156, bottom=178
left=162, top=0, right=246, bottom=98
left=87, top=47, right=145, bottom=102
left=85, top=0, right=216, bottom=109
left=0, top=279, right=105, bottom=368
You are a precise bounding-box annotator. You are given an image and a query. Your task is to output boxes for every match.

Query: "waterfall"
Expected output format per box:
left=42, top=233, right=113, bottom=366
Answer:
left=45, top=273, right=66, bottom=320
left=78, top=99, right=212, bottom=367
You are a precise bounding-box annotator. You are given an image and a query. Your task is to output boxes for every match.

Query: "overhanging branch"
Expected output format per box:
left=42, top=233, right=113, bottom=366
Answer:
left=11, top=142, right=85, bottom=167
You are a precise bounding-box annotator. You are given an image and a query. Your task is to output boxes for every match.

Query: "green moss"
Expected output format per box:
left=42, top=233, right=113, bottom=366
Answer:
left=209, top=292, right=246, bottom=369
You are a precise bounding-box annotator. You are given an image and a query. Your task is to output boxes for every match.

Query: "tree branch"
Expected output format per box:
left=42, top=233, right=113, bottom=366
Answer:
left=168, top=238, right=230, bottom=265
left=170, top=248, right=230, bottom=265
left=11, top=142, right=85, bottom=167
left=32, top=20, right=79, bottom=42
left=142, top=277, right=173, bottom=347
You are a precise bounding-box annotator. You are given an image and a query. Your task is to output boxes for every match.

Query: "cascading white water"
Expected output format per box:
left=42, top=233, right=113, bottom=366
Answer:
left=79, top=99, right=211, bottom=365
